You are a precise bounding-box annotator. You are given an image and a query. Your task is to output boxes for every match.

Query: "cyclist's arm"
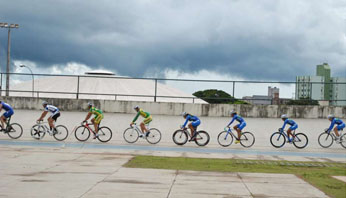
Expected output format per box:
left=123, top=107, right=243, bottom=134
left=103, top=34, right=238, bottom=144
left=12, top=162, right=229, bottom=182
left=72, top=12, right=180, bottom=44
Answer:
left=38, top=111, right=48, bottom=121
left=131, top=112, right=140, bottom=124
left=0, top=104, right=2, bottom=112
left=182, top=116, right=190, bottom=128
left=227, top=117, right=236, bottom=127
left=327, top=120, right=335, bottom=132
left=281, top=120, right=287, bottom=131
left=84, top=112, right=92, bottom=122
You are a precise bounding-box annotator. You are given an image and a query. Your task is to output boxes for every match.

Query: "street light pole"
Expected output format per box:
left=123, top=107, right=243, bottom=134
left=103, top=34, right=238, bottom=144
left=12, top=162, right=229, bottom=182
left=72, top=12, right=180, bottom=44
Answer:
left=0, top=23, right=19, bottom=96
left=20, top=65, right=34, bottom=97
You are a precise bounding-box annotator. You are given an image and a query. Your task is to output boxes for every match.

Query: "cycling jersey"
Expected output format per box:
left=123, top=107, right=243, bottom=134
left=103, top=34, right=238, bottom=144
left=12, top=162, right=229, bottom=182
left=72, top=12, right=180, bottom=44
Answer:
left=328, top=118, right=345, bottom=131
left=1, top=102, right=13, bottom=112
left=281, top=119, right=297, bottom=130
left=228, top=114, right=245, bottom=126
left=182, top=114, right=200, bottom=128
left=89, top=107, right=103, bottom=117
left=132, top=109, right=150, bottom=123
left=44, top=105, right=59, bottom=115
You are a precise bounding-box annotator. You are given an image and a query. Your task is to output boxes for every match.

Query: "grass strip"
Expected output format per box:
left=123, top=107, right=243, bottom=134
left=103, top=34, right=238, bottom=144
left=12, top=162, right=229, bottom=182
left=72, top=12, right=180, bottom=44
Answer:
left=124, top=156, right=346, bottom=198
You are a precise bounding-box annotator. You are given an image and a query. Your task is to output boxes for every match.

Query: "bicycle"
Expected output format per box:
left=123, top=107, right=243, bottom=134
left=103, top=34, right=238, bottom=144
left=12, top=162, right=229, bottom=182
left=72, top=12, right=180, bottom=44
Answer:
left=318, top=128, right=346, bottom=149
left=217, top=127, right=255, bottom=148
left=123, top=123, right=161, bottom=144
left=0, top=116, right=23, bottom=139
left=74, top=121, right=112, bottom=142
left=270, top=128, right=308, bottom=149
left=30, top=121, right=69, bottom=141
left=172, top=127, right=210, bottom=146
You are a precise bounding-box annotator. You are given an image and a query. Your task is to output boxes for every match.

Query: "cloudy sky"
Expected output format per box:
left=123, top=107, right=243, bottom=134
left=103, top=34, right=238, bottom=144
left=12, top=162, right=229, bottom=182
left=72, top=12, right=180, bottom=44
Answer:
left=0, top=0, right=345, bottom=97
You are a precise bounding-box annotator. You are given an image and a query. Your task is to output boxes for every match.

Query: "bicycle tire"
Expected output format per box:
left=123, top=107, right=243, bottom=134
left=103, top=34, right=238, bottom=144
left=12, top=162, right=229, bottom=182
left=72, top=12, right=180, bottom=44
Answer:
left=240, top=132, right=255, bottom=148
left=53, top=125, right=69, bottom=141
left=30, top=124, right=46, bottom=140
left=318, top=132, right=333, bottom=148
left=172, top=130, right=188, bottom=145
left=270, top=132, right=286, bottom=148
left=194, top=131, right=210, bottom=146
left=293, top=133, right=308, bottom=149
left=123, top=127, right=139, bottom=143
left=74, top=126, right=91, bottom=141
left=340, top=133, right=346, bottom=149
left=7, top=123, right=23, bottom=139
left=217, top=131, right=233, bottom=147
left=97, top=126, right=113, bottom=142
left=146, top=128, right=161, bottom=144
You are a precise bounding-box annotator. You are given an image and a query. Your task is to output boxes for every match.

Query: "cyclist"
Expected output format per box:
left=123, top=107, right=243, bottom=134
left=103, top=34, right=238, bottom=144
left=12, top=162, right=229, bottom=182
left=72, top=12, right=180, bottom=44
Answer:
left=280, top=114, right=297, bottom=143
left=83, top=102, right=104, bottom=139
left=181, top=112, right=200, bottom=141
left=327, top=114, right=345, bottom=143
left=0, top=101, right=14, bottom=131
left=130, top=106, right=152, bottom=138
left=226, top=110, right=246, bottom=144
left=37, top=101, right=60, bottom=134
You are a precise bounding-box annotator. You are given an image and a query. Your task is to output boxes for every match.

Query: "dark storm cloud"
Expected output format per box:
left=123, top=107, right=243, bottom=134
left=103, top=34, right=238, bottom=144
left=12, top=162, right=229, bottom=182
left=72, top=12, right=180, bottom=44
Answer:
left=0, top=0, right=345, bottom=80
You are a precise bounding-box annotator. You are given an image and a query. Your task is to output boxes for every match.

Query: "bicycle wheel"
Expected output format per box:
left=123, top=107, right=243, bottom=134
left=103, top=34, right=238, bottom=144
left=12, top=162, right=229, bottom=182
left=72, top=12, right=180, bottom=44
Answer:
left=240, top=132, right=255, bottom=148
left=97, top=126, right=112, bottom=142
left=318, top=132, right=333, bottom=148
left=123, top=128, right=139, bottom=143
left=74, top=126, right=91, bottom=141
left=172, top=130, right=188, bottom=145
left=30, top=124, right=46, bottom=140
left=293, top=133, right=308, bottom=149
left=340, top=133, right=346, bottom=149
left=7, top=123, right=23, bottom=139
left=217, top=131, right=233, bottom=147
left=53, top=125, right=69, bottom=141
left=146, top=128, right=161, bottom=144
left=194, top=131, right=210, bottom=146
left=270, top=132, right=286, bottom=148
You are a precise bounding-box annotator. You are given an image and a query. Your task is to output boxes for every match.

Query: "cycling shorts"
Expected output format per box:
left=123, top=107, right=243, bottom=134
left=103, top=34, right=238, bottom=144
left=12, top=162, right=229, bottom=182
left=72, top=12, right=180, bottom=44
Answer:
left=3, top=109, right=14, bottom=118
left=191, top=120, right=201, bottom=128
left=94, top=114, right=104, bottom=124
left=51, top=112, right=60, bottom=121
left=337, top=123, right=345, bottom=131
left=289, top=124, right=298, bottom=130
left=143, top=115, right=152, bottom=125
left=236, top=122, right=246, bottom=130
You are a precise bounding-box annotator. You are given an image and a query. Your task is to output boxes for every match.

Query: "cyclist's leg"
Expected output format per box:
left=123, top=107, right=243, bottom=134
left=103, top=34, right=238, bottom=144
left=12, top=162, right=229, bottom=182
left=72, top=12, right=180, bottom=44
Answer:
left=141, top=116, right=152, bottom=133
left=2, top=110, right=13, bottom=130
left=188, top=123, right=194, bottom=137
left=49, top=112, right=60, bottom=131
left=94, top=115, right=103, bottom=133
left=334, top=126, right=340, bottom=137
left=190, top=120, right=200, bottom=139
left=235, top=122, right=246, bottom=140
left=0, top=115, right=6, bottom=130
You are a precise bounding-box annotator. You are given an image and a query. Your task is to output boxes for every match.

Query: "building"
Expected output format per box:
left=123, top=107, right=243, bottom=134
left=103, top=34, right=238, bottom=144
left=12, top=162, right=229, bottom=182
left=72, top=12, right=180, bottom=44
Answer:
left=295, top=63, right=346, bottom=106
left=242, top=86, right=290, bottom=105
left=242, top=95, right=272, bottom=105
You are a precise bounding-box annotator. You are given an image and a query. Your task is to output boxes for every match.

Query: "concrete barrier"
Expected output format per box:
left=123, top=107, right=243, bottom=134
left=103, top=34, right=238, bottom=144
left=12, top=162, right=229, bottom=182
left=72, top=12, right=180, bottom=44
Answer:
left=1, top=96, right=345, bottom=118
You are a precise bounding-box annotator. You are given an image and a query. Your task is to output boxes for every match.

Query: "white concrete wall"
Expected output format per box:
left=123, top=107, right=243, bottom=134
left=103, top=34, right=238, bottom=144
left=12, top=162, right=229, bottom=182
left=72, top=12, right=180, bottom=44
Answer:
left=1, top=96, right=345, bottom=118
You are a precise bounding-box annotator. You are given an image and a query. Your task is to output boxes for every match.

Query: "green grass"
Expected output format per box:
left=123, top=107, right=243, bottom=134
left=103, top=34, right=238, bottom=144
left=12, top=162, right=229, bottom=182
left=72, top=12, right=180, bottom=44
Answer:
left=125, top=156, right=346, bottom=198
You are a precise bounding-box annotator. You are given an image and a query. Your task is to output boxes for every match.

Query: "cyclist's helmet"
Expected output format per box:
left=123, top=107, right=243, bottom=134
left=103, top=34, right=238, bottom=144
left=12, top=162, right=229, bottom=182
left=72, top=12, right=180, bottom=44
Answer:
left=327, top=114, right=334, bottom=119
left=134, top=106, right=139, bottom=110
left=230, top=110, right=237, bottom=115
left=87, top=102, right=93, bottom=107
left=42, top=101, right=48, bottom=106
left=281, top=114, right=288, bottom=119
left=182, top=112, right=187, bottom=117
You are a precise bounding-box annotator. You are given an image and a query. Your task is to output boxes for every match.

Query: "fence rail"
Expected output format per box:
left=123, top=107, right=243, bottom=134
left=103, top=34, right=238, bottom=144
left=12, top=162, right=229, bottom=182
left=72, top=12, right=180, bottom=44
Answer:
left=0, top=72, right=345, bottom=105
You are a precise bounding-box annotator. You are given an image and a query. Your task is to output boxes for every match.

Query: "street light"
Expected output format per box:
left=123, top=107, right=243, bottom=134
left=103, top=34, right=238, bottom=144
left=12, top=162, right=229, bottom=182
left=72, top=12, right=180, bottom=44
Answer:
left=0, top=22, right=19, bottom=96
left=20, top=65, right=34, bottom=97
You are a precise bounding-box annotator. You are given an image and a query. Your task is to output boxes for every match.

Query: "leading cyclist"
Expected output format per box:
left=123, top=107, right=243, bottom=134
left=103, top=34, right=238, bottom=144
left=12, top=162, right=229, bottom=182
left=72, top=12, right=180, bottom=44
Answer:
left=326, top=114, right=345, bottom=143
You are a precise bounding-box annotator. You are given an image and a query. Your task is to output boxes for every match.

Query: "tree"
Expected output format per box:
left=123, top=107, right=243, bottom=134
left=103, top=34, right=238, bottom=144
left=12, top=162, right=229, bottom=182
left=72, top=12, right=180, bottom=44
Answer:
left=193, top=89, right=248, bottom=104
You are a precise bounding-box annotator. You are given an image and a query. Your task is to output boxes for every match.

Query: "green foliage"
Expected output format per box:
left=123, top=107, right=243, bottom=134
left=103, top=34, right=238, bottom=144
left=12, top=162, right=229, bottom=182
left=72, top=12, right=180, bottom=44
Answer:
left=193, top=89, right=248, bottom=104
left=287, top=97, right=319, bottom=105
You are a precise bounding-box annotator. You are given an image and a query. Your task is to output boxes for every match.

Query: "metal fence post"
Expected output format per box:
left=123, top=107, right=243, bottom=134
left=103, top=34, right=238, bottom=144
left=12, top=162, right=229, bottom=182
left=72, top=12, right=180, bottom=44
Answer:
left=154, top=79, right=157, bottom=102
left=232, top=81, right=235, bottom=103
left=76, top=76, right=80, bottom=99
left=0, top=73, right=2, bottom=96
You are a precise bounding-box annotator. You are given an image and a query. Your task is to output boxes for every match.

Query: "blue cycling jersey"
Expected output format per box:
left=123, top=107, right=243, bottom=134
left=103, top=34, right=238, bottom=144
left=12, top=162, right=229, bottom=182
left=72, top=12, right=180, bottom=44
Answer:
left=281, top=119, right=297, bottom=129
left=328, top=118, right=344, bottom=131
left=228, top=114, right=245, bottom=126
left=1, top=102, right=13, bottom=111
left=182, top=115, right=200, bottom=127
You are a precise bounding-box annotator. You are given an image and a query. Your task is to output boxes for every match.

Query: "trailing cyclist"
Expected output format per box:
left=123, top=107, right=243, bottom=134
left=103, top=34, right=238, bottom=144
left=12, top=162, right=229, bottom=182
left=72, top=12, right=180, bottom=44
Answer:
left=181, top=112, right=200, bottom=141
left=326, top=114, right=345, bottom=143
left=280, top=114, right=297, bottom=143
left=83, top=102, right=104, bottom=139
left=227, top=110, right=246, bottom=144
left=37, top=101, right=60, bottom=134
left=130, top=106, right=152, bottom=138
left=0, top=101, right=14, bottom=131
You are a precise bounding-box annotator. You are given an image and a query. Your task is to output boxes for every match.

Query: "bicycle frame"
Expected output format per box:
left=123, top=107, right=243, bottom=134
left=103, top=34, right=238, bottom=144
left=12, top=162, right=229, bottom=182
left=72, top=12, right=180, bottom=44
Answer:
left=82, top=122, right=97, bottom=134
left=224, top=128, right=239, bottom=139
left=131, top=123, right=148, bottom=134
left=277, top=129, right=295, bottom=139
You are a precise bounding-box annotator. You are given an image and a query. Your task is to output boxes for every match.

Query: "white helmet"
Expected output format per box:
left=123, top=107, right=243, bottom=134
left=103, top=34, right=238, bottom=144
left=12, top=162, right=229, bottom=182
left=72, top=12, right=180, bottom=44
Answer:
left=134, top=106, right=139, bottom=110
left=230, top=110, right=237, bottom=114
left=42, top=101, right=48, bottom=106
left=182, top=112, right=187, bottom=117
left=327, top=114, right=334, bottom=119
left=87, top=102, right=93, bottom=107
left=281, top=114, right=288, bottom=119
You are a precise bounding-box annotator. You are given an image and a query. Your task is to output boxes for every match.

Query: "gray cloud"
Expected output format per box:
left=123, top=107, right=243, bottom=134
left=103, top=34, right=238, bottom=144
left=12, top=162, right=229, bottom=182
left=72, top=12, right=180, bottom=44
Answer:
left=0, top=0, right=345, bottom=80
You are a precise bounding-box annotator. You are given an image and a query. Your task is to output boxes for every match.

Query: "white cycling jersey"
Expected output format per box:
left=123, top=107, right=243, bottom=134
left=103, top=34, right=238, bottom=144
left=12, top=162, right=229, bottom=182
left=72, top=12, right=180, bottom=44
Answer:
left=44, top=105, right=59, bottom=115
